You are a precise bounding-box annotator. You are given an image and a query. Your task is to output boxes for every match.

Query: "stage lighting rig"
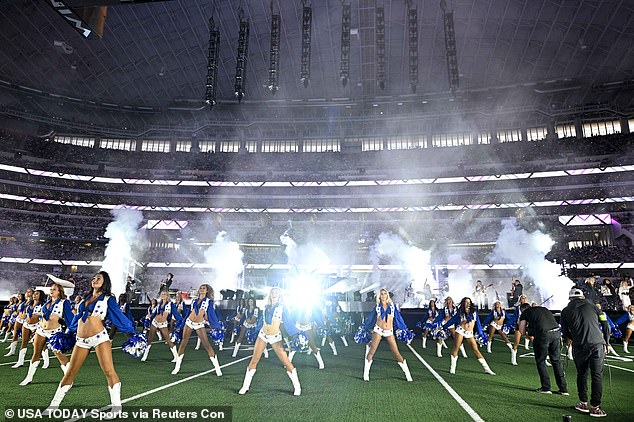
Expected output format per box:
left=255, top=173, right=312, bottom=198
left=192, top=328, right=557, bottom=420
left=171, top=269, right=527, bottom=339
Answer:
left=407, top=1, right=418, bottom=93
left=234, top=10, right=250, bottom=103
left=204, top=17, right=220, bottom=109
left=339, top=1, right=351, bottom=87
left=267, top=3, right=281, bottom=95
left=376, top=3, right=386, bottom=90
left=300, top=1, right=312, bottom=88
left=440, top=0, right=460, bottom=93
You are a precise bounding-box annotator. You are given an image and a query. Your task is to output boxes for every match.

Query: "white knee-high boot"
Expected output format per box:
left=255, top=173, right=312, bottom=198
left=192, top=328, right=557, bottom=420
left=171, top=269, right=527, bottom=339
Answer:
left=230, top=331, right=236, bottom=344
left=141, top=344, right=151, bottom=362
left=238, top=368, right=256, bottom=395
left=365, top=344, right=370, bottom=358
left=287, top=368, right=301, bottom=396
left=171, top=354, right=183, bottom=375
left=314, top=350, right=325, bottom=369
left=61, top=363, right=68, bottom=374
left=506, top=342, right=513, bottom=350
left=329, top=341, right=337, bottom=356
left=288, top=350, right=296, bottom=362
left=624, top=342, right=629, bottom=354
left=210, top=355, right=222, bottom=376
left=567, top=345, right=574, bottom=360
left=450, top=355, right=458, bottom=374
left=363, top=358, right=372, bottom=381
left=42, top=349, right=50, bottom=369
left=511, top=349, right=518, bottom=366
left=157, top=331, right=162, bottom=341
left=436, top=342, right=442, bottom=358
left=442, top=339, right=448, bottom=348
left=487, top=341, right=492, bottom=353
left=1, top=331, right=9, bottom=342
left=5, top=341, right=17, bottom=356
left=459, top=344, right=467, bottom=358
left=232, top=342, right=241, bottom=358
left=398, top=360, right=413, bottom=382
left=422, top=336, right=427, bottom=349
left=263, top=348, right=269, bottom=359
left=170, top=346, right=179, bottom=362
left=478, top=357, right=496, bottom=375
left=195, top=337, right=201, bottom=350
left=44, top=383, right=72, bottom=414
left=12, top=348, right=27, bottom=368
left=19, top=361, right=40, bottom=385
left=608, top=344, right=619, bottom=356
left=321, top=336, right=326, bottom=347
left=108, top=382, right=122, bottom=413
left=524, top=338, right=530, bottom=350
left=341, top=336, right=348, bottom=347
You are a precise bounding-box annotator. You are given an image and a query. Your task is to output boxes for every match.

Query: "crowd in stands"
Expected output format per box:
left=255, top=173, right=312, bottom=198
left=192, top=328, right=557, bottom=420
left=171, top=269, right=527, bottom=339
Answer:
left=547, top=244, right=634, bottom=263
left=573, top=275, right=633, bottom=311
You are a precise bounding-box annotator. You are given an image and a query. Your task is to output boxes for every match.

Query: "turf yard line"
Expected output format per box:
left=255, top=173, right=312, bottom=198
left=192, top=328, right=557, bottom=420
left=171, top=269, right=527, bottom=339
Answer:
left=406, top=344, right=485, bottom=422
left=605, top=364, right=634, bottom=373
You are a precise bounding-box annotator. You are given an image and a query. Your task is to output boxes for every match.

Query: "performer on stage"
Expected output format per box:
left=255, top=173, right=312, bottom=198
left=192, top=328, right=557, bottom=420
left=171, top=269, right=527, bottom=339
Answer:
left=142, top=290, right=182, bottom=362
left=614, top=304, right=634, bottom=353
left=158, top=273, right=174, bottom=295
left=473, top=280, right=489, bottom=310
left=232, top=297, right=260, bottom=358
left=482, top=300, right=513, bottom=354
left=419, top=299, right=440, bottom=349
left=363, top=288, right=413, bottom=382
left=19, top=283, right=73, bottom=385
left=5, top=290, right=30, bottom=357
left=443, top=297, right=495, bottom=375
left=12, top=289, right=45, bottom=368
left=171, top=284, right=222, bottom=376
left=45, top=271, right=137, bottom=414
left=237, top=287, right=302, bottom=396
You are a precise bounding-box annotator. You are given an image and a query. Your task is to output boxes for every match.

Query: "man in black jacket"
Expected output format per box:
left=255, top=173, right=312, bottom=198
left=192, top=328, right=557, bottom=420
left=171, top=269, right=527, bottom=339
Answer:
left=561, top=288, right=610, bottom=418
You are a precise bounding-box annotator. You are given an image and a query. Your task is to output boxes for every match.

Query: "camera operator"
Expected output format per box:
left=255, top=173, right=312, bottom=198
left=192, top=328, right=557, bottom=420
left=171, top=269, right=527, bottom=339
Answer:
left=561, top=288, right=610, bottom=418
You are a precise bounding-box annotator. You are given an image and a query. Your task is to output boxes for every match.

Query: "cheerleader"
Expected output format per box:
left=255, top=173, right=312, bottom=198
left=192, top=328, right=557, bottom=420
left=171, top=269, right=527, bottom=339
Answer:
left=319, top=300, right=348, bottom=355
left=142, top=299, right=159, bottom=334
left=109, top=294, right=134, bottom=340
left=173, top=292, right=190, bottom=324
left=433, top=296, right=466, bottom=358
left=232, top=297, right=259, bottom=357
left=72, top=295, right=82, bottom=314
left=594, top=303, right=620, bottom=357
left=171, top=284, right=222, bottom=376
left=614, top=304, right=634, bottom=353
left=238, top=287, right=301, bottom=396
left=12, top=289, right=45, bottom=368
left=287, top=300, right=326, bottom=369
left=0, top=296, right=17, bottom=341
left=141, top=290, right=181, bottom=362
left=45, top=271, right=137, bottom=414
left=5, top=290, right=30, bottom=357
left=509, top=294, right=530, bottom=365
left=443, top=297, right=495, bottom=375
left=363, top=288, right=413, bottom=382
left=482, top=300, right=513, bottom=354
left=19, top=283, right=73, bottom=385
left=419, top=299, right=439, bottom=349
left=229, top=299, right=247, bottom=344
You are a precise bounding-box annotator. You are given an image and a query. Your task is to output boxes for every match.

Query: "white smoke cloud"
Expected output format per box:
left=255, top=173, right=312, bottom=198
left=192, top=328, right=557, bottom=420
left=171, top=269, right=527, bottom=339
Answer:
left=280, top=233, right=330, bottom=272
left=446, top=254, right=473, bottom=301
left=489, top=218, right=572, bottom=309
left=203, top=231, right=244, bottom=292
left=101, top=208, right=145, bottom=297
left=370, top=232, right=435, bottom=307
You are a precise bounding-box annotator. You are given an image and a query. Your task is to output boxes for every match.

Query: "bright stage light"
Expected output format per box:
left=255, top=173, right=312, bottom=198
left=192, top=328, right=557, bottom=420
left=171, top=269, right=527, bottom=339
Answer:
left=287, top=274, right=322, bottom=310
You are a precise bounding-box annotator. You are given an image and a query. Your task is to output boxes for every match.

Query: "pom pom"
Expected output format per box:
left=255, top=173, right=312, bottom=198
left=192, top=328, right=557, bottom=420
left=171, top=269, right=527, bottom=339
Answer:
left=121, top=333, right=148, bottom=358
left=475, top=331, right=489, bottom=347
left=232, top=323, right=241, bottom=335
left=502, top=323, right=514, bottom=334
left=105, top=320, right=113, bottom=331
left=415, top=321, right=423, bottom=329
left=245, top=327, right=258, bottom=344
left=170, top=329, right=182, bottom=345
left=396, top=328, right=415, bottom=345
left=292, top=332, right=310, bottom=352
left=208, top=321, right=226, bottom=347
left=1, top=315, right=9, bottom=325
left=424, top=321, right=436, bottom=330
left=432, top=325, right=448, bottom=340
left=612, top=326, right=623, bottom=339
left=142, top=317, right=151, bottom=330
left=318, top=326, right=330, bottom=339
left=353, top=325, right=370, bottom=344
left=48, top=331, right=76, bottom=353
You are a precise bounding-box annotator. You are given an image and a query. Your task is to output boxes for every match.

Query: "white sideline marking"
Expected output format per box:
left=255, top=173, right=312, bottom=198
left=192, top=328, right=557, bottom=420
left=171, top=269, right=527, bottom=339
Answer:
left=407, top=344, right=485, bottom=422
left=606, top=363, right=634, bottom=373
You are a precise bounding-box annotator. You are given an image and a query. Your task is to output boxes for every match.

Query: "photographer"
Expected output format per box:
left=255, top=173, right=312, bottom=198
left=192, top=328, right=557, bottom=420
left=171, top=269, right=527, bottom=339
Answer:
left=518, top=303, right=568, bottom=395
left=561, top=288, right=610, bottom=418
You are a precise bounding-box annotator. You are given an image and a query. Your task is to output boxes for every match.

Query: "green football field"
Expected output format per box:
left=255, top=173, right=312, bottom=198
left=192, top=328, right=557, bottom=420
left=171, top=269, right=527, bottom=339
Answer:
left=0, top=335, right=632, bottom=422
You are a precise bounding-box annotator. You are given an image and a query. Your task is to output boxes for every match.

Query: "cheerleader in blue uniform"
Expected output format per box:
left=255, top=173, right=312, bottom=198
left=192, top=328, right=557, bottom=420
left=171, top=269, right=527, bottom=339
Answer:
left=44, top=271, right=138, bottom=414
left=172, top=292, right=190, bottom=327
left=109, top=294, right=134, bottom=340
left=171, top=284, right=222, bottom=376
left=0, top=296, right=17, bottom=342
left=419, top=299, right=439, bottom=349
left=614, top=304, right=634, bottom=353
left=12, top=289, right=45, bottom=369
left=238, top=287, right=302, bottom=396
left=363, top=288, right=413, bottom=382
left=229, top=298, right=247, bottom=344
left=142, top=290, right=182, bottom=362
left=443, top=297, right=495, bottom=375
left=72, top=295, right=82, bottom=315
left=509, top=294, right=529, bottom=365
left=142, top=298, right=158, bottom=334
left=433, top=296, right=467, bottom=358
left=5, top=290, right=30, bottom=357
left=19, top=283, right=73, bottom=385
left=232, top=297, right=260, bottom=357
left=287, top=300, right=327, bottom=369
left=319, top=300, right=349, bottom=354
left=482, top=300, right=513, bottom=354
